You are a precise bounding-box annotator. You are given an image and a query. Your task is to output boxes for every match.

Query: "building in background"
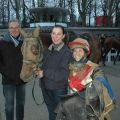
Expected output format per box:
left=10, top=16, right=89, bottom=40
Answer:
left=29, top=7, right=70, bottom=28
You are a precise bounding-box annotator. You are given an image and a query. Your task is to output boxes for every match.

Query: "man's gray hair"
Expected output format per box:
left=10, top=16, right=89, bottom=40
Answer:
left=8, top=19, right=21, bottom=27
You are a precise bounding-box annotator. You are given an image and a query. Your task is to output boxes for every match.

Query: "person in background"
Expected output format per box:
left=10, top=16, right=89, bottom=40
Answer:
left=0, top=19, right=26, bottom=120
left=36, top=25, right=72, bottom=120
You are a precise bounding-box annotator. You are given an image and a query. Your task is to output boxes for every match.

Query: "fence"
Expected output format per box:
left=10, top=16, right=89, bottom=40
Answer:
left=106, top=48, right=120, bottom=62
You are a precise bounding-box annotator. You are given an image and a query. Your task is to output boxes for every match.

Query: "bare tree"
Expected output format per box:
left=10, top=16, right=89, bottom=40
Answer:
left=93, top=0, right=102, bottom=26
left=9, top=0, right=23, bottom=20
left=7, top=0, right=10, bottom=22
left=100, top=0, right=116, bottom=26
left=51, top=0, right=63, bottom=7
left=58, top=0, right=66, bottom=7
left=0, top=0, right=9, bottom=27
left=77, top=0, right=93, bottom=26
left=68, top=0, right=74, bottom=22
left=0, top=0, right=5, bottom=23
left=32, top=0, right=35, bottom=7
left=115, top=0, right=120, bottom=27
left=87, top=0, right=94, bottom=26
left=37, top=0, right=45, bottom=7
left=22, top=0, right=27, bottom=27
left=93, top=0, right=97, bottom=26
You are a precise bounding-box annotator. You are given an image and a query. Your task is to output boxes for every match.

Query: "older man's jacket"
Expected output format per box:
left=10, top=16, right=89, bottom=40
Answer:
left=0, top=33, right=24, bottom=85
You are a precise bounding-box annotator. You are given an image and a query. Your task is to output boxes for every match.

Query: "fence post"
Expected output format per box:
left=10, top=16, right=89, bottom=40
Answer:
left=107, top=51, right=111, bottom=63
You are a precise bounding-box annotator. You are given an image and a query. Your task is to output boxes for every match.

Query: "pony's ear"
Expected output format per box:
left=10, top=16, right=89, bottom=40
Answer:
left=33, top=27, right=40, bottom=37
left=20, top=28, right=27, bottom=37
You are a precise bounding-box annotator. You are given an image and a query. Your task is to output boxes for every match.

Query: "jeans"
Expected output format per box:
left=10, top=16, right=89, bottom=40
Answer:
left=3, top=84, right=26, bottom=120
left=41, top=87, right=67, bottom=120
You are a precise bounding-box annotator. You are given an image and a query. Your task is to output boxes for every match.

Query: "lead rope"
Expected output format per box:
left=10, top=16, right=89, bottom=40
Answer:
left=31, top=37, right=44, bottom=106
left=85, top=81, right=105, bottom=120
left=85, top=83, right=100, bottom=119
left=32, top=70, right=44, bottom=106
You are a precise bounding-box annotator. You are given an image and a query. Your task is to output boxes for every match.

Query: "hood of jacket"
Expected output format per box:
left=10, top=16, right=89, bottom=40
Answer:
left=3, top=32, right=13, bottom=42
left=3, top=32, right=23, bottom=42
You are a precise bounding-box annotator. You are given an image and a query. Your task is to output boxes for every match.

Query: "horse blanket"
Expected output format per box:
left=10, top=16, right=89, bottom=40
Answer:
left=56, top=61, right=115, bottom=120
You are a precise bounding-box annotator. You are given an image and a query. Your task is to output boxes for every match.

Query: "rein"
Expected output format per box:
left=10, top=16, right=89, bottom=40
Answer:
left=32, top=77, right=44, bottom=105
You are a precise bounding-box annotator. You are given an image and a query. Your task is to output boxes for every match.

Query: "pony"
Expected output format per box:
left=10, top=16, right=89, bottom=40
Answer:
left=100, top=36, right=120, bottom=66
left=78, top=32, right=102, bottom=64
left=56, top=79, right=113, bottom=120
left=20, top=27, right=43, bottom=82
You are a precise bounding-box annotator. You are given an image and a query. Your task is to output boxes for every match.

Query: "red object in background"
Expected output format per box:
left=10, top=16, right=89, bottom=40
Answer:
left=95, top=16, right=113, bottom=26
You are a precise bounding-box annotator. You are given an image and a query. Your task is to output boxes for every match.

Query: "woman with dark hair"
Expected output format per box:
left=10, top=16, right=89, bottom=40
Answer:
left=36, top=25, right=72, bottom=120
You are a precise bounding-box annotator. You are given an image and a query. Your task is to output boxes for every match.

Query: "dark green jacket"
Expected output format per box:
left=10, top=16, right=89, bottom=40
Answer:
left=0, top=33, right=24, bottom=85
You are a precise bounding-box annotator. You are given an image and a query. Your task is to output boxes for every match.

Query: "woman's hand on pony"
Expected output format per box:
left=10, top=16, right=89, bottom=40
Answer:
left=33, top=67, right=44, bottom=78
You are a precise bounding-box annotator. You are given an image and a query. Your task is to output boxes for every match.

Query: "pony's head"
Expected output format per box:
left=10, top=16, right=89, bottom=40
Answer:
left=20, top=27, right=43, bottom=82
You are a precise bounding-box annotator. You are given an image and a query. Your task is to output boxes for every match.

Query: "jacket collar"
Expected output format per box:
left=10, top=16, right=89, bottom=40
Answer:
left=3, top=32, right=23, bottom=47
left=48, top=42, right=64, bottom=51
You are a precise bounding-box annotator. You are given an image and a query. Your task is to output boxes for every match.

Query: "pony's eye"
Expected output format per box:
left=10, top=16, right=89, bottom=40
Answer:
left=31, top=44, right=40, bottom=56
